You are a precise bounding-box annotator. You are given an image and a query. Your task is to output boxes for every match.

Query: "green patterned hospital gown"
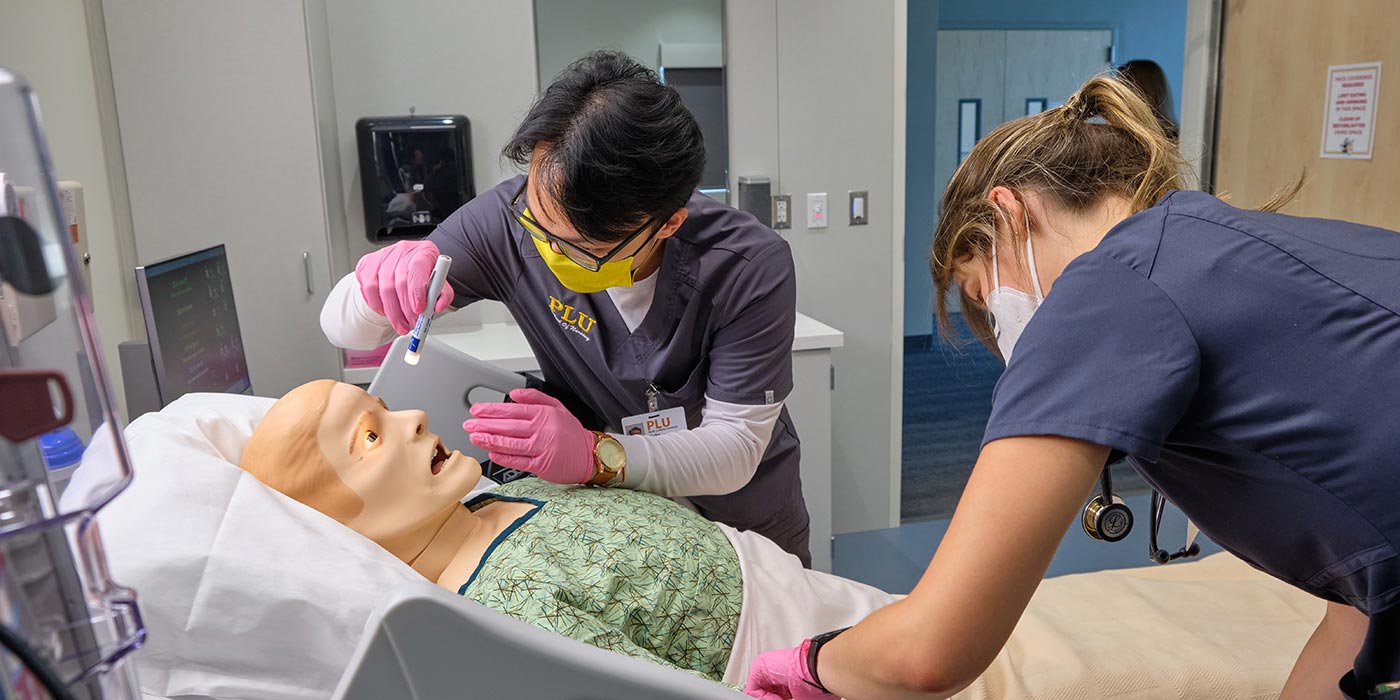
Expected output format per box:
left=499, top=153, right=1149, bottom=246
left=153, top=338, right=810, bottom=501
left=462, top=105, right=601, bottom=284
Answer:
left=458, top=479, right=744, bottom=682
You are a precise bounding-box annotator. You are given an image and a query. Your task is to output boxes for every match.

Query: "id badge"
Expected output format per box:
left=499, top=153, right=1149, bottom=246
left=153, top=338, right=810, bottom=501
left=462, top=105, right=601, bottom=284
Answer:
left=621, top=407, right=688, bottom=436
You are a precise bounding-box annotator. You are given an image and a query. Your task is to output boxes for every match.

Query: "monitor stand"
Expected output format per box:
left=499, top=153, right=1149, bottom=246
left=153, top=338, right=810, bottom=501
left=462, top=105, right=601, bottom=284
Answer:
left=117, top=340, right=162, bottom=419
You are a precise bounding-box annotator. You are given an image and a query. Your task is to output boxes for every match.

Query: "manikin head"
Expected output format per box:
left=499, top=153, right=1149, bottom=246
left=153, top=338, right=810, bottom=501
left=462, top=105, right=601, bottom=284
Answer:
left=240, top=380, right=483, bottom=561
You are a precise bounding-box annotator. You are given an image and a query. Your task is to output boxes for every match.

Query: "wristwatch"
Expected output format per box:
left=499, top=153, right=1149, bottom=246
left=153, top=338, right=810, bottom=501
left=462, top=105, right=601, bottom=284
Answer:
left=585, top=431, right=626, bottom=486
left=806, top=626, right=850, bottom=693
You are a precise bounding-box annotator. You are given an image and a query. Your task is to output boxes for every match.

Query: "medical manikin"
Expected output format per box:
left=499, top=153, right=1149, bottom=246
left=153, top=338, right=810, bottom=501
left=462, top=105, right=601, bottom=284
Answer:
left=0, top=70, right=145, bottom=698
left=241, top=380, right=893, bottom=686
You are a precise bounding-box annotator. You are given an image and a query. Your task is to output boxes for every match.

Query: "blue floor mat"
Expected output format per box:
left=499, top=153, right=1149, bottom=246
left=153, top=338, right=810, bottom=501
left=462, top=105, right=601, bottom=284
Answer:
left=900, top=323, right=1003, bottom=522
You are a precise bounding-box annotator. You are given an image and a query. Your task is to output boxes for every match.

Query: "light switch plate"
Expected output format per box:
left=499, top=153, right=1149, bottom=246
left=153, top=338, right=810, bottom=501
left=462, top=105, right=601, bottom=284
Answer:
left=807, top=193, right=828, bottom=229
left=772, top=194, right=792, bottom=230
left=849, top=190, right=868, bottom=225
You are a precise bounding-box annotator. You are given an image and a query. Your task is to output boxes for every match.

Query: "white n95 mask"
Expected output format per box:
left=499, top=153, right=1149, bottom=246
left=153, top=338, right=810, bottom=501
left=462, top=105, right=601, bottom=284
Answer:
left=986, top=234, right=1044, bottom=363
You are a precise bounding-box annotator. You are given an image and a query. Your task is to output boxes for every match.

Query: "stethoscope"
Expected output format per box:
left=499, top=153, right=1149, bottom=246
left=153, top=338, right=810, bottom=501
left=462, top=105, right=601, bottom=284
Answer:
left=1082, top=465, right=1201, bottom=564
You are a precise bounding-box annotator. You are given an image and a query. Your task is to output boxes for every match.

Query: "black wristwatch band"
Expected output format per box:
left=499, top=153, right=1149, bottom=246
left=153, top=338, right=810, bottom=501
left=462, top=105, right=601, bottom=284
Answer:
left=805, top=627, right=850, bottom=693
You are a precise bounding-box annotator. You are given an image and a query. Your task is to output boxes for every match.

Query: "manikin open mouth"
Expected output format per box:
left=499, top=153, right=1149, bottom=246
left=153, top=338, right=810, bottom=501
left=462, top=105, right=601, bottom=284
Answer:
left=430, top=440, right=448, bottom=476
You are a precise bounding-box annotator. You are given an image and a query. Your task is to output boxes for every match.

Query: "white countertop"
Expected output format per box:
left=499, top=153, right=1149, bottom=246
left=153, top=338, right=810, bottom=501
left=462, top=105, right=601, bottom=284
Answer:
left=342, top=312, right=843, bottom=384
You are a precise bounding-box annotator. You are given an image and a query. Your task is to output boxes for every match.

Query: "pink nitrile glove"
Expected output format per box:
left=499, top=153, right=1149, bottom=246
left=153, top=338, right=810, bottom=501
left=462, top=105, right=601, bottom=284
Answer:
left=744, top=641, right=837, bottom=700
left=355, top=240, right=455, bottom=335
left=462, top=388, right=596, bottom=484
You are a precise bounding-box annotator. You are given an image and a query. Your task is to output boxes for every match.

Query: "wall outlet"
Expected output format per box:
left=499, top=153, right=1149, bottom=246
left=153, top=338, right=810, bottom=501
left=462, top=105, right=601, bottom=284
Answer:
left=772, top=194, right=792, bottom=230
left=807, top=192, right=828, bottom=229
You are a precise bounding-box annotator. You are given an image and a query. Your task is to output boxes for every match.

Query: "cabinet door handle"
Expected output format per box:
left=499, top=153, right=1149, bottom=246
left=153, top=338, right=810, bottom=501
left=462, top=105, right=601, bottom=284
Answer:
left=303, top=251, right=313, bottom=295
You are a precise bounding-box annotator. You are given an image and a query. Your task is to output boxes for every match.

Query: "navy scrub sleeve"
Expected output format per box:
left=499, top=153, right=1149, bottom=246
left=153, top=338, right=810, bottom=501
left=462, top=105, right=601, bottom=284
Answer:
left=983, top=250, right=1201, bottom=458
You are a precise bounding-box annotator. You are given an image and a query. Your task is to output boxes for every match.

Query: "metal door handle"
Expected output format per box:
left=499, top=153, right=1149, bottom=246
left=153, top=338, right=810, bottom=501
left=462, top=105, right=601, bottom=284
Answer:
left=303, top=252, right=313, bottom=295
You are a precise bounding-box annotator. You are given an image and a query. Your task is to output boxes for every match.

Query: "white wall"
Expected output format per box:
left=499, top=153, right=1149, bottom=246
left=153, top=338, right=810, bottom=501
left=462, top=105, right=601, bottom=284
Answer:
left=103, top=0, right=343, bottom=396
left=534, top=0, right=722, bottom=84
left=727, top=0, right=905, bottom=534
left=320, top=0, right=540, bottom=327
left=0, top=0, right=134, bottom=407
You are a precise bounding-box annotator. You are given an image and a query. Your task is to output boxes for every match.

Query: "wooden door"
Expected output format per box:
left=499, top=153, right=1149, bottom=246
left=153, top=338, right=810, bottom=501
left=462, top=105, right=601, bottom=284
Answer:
left=1214, top=0, right=1400, bottom=228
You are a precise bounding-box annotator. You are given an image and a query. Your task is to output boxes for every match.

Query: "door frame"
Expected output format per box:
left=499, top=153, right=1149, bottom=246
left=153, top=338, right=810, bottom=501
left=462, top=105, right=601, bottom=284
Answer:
left=1183, top=0, right=1224, bottom=192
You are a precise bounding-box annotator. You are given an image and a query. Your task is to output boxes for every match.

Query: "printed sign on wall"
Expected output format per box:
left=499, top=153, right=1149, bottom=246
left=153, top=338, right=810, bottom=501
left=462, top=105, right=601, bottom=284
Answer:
left=1320, top=62, right=1382, bottom=159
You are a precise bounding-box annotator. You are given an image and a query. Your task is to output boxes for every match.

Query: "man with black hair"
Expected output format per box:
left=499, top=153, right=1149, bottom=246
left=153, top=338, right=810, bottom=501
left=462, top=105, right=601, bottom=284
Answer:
left=321, top=51, right=811, bottom=564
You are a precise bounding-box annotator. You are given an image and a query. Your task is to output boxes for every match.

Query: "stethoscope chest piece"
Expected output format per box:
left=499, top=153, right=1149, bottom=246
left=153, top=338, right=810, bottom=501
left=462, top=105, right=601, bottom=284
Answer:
left=1082, top=466, right=1134, bottom=542
left=1082, top=492, right=1134, bottom=542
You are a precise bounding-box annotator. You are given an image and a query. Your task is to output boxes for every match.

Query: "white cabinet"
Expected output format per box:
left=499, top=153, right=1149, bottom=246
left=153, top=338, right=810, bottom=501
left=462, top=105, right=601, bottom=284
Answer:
left=786, top=332, right=839, bottom=572
left=102, top=0, right=342, bottom=396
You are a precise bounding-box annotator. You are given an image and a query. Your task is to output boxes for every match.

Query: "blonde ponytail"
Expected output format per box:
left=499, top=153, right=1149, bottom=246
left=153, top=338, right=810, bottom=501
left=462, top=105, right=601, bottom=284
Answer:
left=1068, top=76, right=1189, bottom=211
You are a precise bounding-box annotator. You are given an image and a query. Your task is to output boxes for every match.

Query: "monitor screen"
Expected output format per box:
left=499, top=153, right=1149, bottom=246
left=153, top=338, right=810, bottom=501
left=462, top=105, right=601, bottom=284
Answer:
left=135, top=245, right=251, bottom=404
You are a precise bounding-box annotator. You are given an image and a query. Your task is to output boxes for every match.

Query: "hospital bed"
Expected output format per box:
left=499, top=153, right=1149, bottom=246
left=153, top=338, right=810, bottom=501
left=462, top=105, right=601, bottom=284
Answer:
left=335, top=582, right=744, bottom=699
left=87, top=393, right=1323, bottom=700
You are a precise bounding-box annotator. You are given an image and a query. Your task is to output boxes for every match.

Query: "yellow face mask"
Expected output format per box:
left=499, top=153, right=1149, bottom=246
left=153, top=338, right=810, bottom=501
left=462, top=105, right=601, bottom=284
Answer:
left=530, top=234, right=635, bottom=293
left=526, top=209, right=637, bottom=294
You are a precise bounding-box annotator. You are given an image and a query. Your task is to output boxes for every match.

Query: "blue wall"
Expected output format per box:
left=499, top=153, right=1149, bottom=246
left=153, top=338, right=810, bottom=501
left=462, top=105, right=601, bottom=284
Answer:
left=903, top=0, right=1188, bottom=337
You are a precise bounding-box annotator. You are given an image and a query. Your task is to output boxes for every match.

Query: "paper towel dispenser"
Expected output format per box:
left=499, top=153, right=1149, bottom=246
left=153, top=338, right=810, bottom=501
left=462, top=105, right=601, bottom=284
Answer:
left=356, top=115, right=475, bottom=242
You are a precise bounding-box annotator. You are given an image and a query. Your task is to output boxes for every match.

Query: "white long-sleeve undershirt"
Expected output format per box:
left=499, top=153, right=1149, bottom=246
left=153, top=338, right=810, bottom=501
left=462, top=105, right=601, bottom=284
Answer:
left=320, top=273, right=401, bottom=350
left=320, top=273, right=781, bottom=497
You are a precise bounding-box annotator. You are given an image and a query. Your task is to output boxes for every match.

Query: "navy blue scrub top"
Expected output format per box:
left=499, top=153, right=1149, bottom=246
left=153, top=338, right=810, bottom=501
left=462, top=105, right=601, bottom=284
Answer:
left=984, top=191, right=1400, bottom=692
left=427, top=176, right=811, bottom=565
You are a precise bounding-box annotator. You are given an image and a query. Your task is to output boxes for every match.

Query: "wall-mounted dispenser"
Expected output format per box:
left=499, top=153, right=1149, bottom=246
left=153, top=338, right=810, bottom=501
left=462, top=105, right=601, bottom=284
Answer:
left=355, top=115, right=474, bottom=242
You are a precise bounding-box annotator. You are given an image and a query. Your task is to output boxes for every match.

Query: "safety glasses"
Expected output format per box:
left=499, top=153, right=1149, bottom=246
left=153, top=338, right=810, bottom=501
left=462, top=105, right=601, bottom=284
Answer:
left=510, top=179, right=660, bottom=272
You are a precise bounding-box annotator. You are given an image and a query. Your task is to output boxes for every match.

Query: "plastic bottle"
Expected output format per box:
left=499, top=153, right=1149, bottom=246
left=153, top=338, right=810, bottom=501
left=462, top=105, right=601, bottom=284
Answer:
left=38, top=427, right=84, bottom=501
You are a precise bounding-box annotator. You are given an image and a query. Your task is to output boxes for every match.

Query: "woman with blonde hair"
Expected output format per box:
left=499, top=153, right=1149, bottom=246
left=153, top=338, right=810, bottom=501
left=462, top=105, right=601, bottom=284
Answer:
left=744, top=76, right=1400, bottom=700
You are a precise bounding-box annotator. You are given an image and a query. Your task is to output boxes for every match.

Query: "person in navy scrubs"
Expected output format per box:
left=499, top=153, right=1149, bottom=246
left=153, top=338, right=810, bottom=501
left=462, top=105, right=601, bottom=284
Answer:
left=322, top=51, right=812, bottom=564
left=745, top=77, right=1400, bottom=699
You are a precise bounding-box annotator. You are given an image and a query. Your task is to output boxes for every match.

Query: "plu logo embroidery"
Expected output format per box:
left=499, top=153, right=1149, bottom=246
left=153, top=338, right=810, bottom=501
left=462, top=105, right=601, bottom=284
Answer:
left=549, top=296, right=596, bottom=340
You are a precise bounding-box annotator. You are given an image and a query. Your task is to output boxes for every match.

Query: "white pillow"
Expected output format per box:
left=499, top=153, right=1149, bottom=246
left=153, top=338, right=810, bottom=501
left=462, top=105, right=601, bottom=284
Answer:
left=95, top=393, right=423, bottom=700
